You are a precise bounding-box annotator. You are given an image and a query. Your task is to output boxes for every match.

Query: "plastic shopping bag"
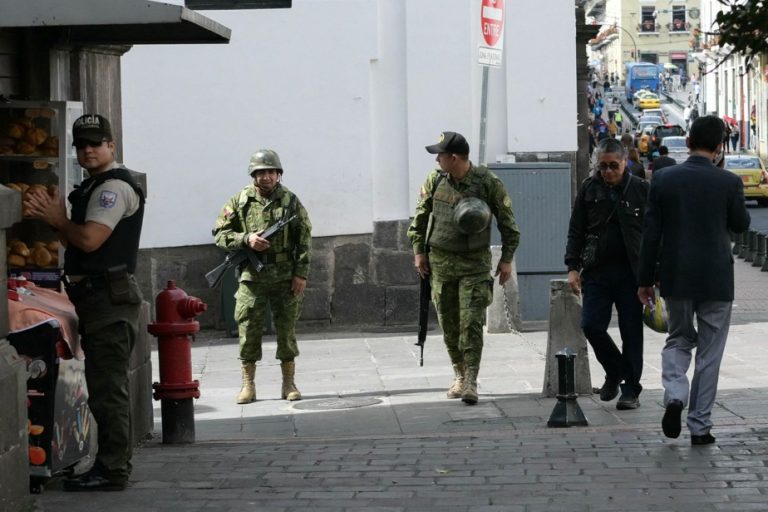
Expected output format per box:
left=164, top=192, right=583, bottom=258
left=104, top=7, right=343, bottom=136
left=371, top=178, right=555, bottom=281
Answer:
left=643, top=288, right=668, bottom=333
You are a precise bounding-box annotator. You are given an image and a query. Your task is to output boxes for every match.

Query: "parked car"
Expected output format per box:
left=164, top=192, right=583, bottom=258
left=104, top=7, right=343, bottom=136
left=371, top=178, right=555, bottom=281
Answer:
left=641, top=108, right=668, bottom=124
left=659, top=136, right=688, bottom=162
left=649, top=124, right=685, bottom=154
left=637, top=93, right=662, bottom=110
left=724, top=155, right=768, bottom=206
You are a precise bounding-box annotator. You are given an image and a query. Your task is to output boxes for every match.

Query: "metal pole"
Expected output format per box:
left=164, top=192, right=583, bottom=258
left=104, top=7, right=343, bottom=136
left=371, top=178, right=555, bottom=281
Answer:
left=616, top=25, right=637, bottom=63
left=478, top=65, right=490, bottom=164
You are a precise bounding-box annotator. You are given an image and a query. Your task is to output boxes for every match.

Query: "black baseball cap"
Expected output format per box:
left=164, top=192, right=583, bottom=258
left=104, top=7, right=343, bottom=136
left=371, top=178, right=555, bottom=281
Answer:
left=72, top=114, right=113, bottom=144
left=425, top=131, right=470, bottom=155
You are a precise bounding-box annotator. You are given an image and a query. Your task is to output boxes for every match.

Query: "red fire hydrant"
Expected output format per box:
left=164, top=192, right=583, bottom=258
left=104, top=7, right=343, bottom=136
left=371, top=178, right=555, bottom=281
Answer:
left=148, top=280, right=207, bottom=444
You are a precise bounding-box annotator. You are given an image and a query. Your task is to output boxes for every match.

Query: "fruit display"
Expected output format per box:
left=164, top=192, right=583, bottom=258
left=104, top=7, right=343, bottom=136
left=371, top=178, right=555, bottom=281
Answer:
left=0, top=108, right=58, bottom=157
left=7, top=239, right=59, bottom=269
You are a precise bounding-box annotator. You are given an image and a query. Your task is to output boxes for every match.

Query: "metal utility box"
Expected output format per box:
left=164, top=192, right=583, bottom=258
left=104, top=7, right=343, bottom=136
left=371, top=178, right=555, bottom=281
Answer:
left=488, top=162, right=571, bottom=322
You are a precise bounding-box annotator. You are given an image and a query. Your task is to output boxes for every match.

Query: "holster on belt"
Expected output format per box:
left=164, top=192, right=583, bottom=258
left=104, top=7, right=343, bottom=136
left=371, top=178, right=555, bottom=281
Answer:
left=63, top=265, right=139, bottom=305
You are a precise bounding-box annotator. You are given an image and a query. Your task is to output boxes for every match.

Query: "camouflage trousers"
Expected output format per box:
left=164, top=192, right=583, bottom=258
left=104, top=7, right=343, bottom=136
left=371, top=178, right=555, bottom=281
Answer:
left=430, top=272, right=493, bottom=368
left=234, top=279, right=302, bottom=362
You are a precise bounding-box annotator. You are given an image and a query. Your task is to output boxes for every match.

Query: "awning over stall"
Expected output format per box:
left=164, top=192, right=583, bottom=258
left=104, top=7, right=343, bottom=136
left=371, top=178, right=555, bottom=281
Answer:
left=0, top=0, right=231, bottom=44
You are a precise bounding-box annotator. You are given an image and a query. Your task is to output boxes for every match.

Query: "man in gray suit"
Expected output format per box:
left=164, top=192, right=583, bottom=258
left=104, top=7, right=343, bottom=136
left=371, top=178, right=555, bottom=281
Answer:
left=637, top=115, right=750, bottom=446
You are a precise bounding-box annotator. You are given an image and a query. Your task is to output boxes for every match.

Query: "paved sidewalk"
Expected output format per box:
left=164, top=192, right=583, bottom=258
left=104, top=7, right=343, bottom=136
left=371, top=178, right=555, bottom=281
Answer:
left=33, top=261, right=768, bottom=511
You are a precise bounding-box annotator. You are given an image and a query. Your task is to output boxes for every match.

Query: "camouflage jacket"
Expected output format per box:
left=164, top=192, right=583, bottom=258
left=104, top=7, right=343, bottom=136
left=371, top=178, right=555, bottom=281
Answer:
left=407, top=163, right=520, bottom=279
left=213, top=183, right=312, bottom=283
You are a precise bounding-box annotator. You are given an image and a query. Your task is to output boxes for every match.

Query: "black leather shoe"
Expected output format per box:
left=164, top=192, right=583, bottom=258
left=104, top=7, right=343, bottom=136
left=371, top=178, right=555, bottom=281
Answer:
left=691, top=433, right=716, bottom=446
left=662, top=399, right=684, bottom=439
left=616, top=392, right=640, bottom=410
left=599, top=377, right=620, bottom=401
left=63, top=473, right=126, bottom=492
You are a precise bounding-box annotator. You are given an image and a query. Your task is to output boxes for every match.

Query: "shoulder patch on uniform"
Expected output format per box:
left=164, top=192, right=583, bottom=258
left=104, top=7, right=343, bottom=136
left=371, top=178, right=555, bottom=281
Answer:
left=99, top=190, right=118, bottom=209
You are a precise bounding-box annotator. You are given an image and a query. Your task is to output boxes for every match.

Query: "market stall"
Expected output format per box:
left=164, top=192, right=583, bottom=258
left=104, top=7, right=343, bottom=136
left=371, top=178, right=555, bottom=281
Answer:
left=7, top=279, right=91, bottom=493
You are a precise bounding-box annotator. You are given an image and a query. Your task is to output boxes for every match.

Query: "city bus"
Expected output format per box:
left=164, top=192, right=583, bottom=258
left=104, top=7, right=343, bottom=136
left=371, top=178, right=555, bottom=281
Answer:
left=624, top=62, right=660, bottom=101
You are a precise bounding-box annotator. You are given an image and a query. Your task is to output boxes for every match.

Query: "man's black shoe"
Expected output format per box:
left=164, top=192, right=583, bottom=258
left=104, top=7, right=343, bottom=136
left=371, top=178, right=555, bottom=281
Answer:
left=662, top=399, right=684, bottom=439
left=63, top=473, right=126, bottom=492
left=599, top=377, right=620, bottom=401
left=616, top=392, right=640, bottom=410
left=691, top=433, right=716, bottom=446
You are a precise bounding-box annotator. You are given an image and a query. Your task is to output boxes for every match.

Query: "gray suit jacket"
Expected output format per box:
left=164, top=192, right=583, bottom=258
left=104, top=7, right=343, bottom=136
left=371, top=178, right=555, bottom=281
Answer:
left=638, top=155, right=751, bottom=301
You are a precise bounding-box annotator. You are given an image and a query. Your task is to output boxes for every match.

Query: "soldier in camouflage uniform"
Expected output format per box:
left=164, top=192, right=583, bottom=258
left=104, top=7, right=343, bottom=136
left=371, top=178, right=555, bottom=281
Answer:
left=408, top=131, right=520, bottom=405
left=213, top=149, right=312, bottom=404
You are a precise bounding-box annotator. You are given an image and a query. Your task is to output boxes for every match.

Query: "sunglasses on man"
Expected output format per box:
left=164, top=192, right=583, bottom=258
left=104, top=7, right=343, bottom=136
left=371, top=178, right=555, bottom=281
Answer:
left=596, top=161, right=622, bottom=171
left=73, top=140, right=106, bottom=150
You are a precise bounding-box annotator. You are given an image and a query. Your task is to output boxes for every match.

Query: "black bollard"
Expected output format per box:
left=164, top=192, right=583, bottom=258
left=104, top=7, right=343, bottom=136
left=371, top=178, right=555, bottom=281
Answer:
left=733, top=231, right=743, bottom=256
left=739, top=231, right=750, bottom=259
left=746, top=230, right=757, bottom=263
left=547, top=348, right=588, bottom=428
left=753, top=233, right=765, bottom=267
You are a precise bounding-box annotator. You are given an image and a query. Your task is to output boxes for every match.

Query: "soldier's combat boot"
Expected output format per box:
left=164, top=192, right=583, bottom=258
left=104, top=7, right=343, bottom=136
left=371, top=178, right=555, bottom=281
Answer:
left=447, top=362, right=466, bottom=399
left=236, top=361, right=256, bottom=404
left=280, top=361, right=302, bottom=401
left=461, top=366, right=479, bottom=405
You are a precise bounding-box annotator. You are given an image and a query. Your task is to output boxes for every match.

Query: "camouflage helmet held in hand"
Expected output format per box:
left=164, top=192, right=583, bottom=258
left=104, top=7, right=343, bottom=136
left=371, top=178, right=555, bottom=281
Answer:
left=453, top=197, right=491, bottom=234
left=248, top=149, right=283, bottom=175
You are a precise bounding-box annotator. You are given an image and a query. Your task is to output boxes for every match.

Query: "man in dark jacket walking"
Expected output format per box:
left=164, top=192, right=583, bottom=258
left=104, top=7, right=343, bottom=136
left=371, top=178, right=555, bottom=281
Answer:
left=649, top=145, right=677, bottom=173
left=565, top=138, right=649, bottom=410
left=638, top=116, right=750, bottom=445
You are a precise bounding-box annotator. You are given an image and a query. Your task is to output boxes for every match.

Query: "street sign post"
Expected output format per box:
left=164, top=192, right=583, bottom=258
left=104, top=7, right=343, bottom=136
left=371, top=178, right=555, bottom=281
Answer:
left=478, top=0, right=504, bottom=68
left=478, top=0, right=505, bottom=164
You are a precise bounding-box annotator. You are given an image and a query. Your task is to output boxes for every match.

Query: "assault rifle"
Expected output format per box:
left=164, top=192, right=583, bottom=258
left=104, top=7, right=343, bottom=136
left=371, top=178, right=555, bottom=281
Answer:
left=205, top=214, right=297, bottom=288
left=415, top=270, right=430, bottom=367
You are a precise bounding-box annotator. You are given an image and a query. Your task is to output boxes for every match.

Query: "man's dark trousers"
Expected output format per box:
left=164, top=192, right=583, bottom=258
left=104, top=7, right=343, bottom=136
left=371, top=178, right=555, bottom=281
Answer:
left=581, top=261, right=644, bottom=397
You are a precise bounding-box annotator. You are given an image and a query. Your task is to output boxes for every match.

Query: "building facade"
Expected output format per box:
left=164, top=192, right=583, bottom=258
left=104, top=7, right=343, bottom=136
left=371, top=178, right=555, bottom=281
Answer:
left=587, top=0, right=702, bottom=82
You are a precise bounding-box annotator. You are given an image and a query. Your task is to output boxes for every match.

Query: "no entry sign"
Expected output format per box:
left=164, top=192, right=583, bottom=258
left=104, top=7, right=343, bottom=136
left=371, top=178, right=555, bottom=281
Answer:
left=481, top=0, right=504, bottom=47
left=479, top=0, right=504, bottom=67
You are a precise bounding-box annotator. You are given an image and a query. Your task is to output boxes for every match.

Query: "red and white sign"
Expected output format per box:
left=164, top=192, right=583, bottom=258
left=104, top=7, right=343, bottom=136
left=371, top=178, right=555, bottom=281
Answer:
left=479, top=0, right=505, bottom=67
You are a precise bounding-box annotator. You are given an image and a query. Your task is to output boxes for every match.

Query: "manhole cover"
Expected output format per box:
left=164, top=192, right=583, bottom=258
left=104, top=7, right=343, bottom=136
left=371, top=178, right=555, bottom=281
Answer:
left=293, top=397, right=382, bottom=411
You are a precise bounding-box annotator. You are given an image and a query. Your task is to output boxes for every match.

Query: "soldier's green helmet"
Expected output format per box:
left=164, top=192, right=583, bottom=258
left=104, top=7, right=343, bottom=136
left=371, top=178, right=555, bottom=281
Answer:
left=248, top=149, right=283, bottom=175
left=453, top=197, right=491, bottom=234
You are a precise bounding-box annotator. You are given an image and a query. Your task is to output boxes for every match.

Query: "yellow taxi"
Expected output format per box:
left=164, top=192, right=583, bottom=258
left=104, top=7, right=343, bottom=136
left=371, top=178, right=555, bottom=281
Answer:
left=637, top=92, right=662, bottom=110
left=724, top=155, right=768, bottom=206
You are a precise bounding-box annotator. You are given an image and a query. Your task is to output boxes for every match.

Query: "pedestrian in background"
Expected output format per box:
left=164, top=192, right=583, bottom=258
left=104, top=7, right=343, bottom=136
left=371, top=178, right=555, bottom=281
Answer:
left=650, top=145, right=677, bottom=174
left=614, top=111, right=623, bottom=133
left=731, top=122, right=740, bottom=153
left=408, top=131, right=520, bottom=405
left=213, top=149, right=312, bottom=405
left=637, top=115, right=750, bottom=445
left=626, top=147, right=645, bottom=179
left=565, top=138, right=649, bottom=410
left=24, top=114, right=145, bottom=491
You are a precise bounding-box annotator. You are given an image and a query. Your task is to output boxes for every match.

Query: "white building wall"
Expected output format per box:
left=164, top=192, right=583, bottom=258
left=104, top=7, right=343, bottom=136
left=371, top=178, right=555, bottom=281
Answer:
left=505, top=0, right=576, bottom=152
left=122, top=0, right=575, bottom=248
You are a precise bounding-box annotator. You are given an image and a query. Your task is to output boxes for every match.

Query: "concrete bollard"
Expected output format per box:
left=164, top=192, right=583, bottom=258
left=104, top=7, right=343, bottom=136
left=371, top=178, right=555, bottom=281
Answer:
left=547, top=348, right=589, bottom=428
left=753, top=233, right=766, bottom=268
left=487, top=246, right=522, bottom=333
left=542, top=279, right=592, bottom=397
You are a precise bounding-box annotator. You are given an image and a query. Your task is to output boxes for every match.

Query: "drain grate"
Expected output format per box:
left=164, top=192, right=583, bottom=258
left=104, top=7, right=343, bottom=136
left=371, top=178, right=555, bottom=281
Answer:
left=293, top=397, right=383, bottom=411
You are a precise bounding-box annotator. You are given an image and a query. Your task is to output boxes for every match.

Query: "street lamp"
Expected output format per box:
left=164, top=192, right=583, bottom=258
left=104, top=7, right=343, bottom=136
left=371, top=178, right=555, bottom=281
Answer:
left=614, top=24, right=638, bottom=62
